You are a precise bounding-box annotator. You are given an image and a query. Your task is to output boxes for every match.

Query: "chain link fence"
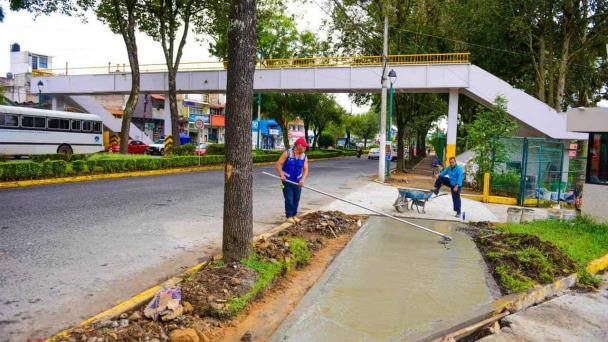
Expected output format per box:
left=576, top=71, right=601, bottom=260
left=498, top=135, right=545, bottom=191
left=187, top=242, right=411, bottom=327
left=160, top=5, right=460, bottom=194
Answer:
left=489, top=137, right=586, bottom=206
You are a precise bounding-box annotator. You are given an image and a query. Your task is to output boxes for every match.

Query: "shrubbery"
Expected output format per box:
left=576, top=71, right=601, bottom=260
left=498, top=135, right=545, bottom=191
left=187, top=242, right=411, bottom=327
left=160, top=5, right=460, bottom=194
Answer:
left=206, top=144, right=225, bottom=155
left=0, top=149, right=355, bottom=182
left=170, top=143, right=197, bottom=156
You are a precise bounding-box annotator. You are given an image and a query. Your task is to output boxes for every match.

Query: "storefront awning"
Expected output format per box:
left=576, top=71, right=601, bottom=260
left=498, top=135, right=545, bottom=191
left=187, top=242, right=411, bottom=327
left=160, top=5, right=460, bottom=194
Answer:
left=106, top=107, right=123, bottom=117
left=151, top=94, right=165, bottom=101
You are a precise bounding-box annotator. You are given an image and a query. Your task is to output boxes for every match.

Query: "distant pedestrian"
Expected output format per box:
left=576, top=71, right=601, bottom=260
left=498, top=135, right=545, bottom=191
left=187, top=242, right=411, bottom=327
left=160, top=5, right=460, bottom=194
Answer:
left=432, top=156, right=463, bottom=217
left=275, top=137, right=309, bottom=224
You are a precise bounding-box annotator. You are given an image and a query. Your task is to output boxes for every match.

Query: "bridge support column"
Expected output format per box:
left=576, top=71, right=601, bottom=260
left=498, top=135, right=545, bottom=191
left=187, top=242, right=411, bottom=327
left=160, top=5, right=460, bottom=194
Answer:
left=446, top=89, right=459, bottom=164
left=163, top=93, right=172, bottom=137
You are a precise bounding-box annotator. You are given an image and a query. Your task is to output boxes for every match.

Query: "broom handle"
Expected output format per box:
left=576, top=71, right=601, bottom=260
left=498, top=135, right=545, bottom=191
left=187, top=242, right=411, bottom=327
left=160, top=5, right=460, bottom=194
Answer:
left=262, top=171, right=452, bottom=241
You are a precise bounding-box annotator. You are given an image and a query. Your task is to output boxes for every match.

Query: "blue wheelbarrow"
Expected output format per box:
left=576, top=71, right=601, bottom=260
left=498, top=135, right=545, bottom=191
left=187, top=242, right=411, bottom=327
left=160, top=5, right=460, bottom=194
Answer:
left=393, top=188, right=434, bottom=214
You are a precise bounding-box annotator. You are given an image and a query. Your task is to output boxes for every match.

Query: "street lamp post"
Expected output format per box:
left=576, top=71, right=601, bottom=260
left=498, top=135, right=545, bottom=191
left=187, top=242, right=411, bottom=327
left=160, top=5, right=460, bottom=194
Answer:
left=257, top=93, right=262, bottom=150
left=386, top=69, right=397, bottom=177
left=37, top=80, right=44, bottom=109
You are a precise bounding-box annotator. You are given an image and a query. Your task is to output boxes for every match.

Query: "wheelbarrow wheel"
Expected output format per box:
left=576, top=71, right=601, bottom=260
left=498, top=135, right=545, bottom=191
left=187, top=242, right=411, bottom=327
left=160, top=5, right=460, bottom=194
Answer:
left=394, top=198, right=409, bottom=213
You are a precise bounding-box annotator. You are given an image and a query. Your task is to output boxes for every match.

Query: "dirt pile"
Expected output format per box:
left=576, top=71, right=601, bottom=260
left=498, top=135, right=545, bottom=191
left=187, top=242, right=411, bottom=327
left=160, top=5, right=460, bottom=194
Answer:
left=181, top=262, right=257, bottom=317
left=476, top=232, right=577, bottom=294
left=59, top=211, right=364, bottom=342
left=281, top=211, right=361, bottom=241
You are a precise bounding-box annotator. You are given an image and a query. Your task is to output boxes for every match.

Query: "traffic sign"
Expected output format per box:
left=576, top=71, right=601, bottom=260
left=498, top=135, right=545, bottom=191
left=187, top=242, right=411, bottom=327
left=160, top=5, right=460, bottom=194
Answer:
left=195, top=119, right=204, bottom=129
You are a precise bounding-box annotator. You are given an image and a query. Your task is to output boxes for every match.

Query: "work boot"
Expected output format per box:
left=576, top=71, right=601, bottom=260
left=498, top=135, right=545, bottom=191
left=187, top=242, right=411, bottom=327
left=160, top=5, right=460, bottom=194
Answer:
left=455, top=212, right=461, bottom=218
left=293, top=216, right=301, bottom=223
left=286, top=217, right=296, bottom=224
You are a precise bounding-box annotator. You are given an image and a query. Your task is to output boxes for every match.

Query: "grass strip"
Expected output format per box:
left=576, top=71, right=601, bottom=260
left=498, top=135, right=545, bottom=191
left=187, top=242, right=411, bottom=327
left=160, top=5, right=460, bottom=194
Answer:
left=498, top=216, right=608, bottom=287
left=220, top=237, right=311, bottom=318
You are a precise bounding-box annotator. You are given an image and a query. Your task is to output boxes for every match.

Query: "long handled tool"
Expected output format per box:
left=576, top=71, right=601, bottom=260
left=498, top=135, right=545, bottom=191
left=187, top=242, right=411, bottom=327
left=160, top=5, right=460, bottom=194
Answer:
left=262, top=171, right=452, bottom=242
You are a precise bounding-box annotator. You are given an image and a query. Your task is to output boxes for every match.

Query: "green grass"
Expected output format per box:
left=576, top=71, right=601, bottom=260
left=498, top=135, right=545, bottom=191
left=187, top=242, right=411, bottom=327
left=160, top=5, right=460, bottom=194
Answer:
left=499, top=217, right=608, bottom=267
left=216, top=237, right=312, bottom=318
left=222, top=253, right=284, bottom=317
left=495, top=265, right=535, bottom=292
left=499, top=217, right=608, bottom=287
left=288, top=238, right=312, bottom=269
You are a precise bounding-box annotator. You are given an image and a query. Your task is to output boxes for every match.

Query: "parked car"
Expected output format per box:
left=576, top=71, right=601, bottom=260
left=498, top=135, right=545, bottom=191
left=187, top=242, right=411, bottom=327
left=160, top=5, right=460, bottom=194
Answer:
left=195, top=143, right=207, bottom=156
left=368, top=147, right=380, bottom=160
left=109, top=140, right=149, bottom=154
left=147, top=139, right=165, bottom=155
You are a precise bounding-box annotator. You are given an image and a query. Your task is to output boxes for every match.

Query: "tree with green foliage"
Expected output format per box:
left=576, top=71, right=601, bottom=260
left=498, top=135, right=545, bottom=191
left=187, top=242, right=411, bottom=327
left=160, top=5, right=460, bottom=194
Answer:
left=222, top=0, right=257, bottom=263
left=351, top=110, right=378, bottom=149
left=309, top=95, right=344, bottom=149
left=203, top=0, right=333, bottom=150
left=10, top=0, right=143, bottom=154
left=327, top=0, right=451, bottom=170
left=96, top=0, right=141, bottom=154
left=465, top=96, right=518, bottom=185
left=139, top=0, right=206, bottom=147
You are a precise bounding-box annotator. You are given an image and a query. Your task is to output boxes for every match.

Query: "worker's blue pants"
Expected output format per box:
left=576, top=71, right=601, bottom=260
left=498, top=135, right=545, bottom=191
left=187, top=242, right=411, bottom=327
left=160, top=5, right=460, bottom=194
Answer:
left=282, top=182, right=302, bottom=218
left=434, top=176, right=462, bottom=214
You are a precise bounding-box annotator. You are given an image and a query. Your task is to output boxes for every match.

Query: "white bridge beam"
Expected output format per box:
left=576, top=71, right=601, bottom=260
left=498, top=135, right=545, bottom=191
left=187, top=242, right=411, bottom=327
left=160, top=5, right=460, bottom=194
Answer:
left=32, top=64, right=470, bottom=95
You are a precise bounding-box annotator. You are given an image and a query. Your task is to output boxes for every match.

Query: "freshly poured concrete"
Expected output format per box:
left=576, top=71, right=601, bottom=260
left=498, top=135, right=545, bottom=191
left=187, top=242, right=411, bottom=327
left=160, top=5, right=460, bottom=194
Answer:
left=271, top=217, right=498, bottom=341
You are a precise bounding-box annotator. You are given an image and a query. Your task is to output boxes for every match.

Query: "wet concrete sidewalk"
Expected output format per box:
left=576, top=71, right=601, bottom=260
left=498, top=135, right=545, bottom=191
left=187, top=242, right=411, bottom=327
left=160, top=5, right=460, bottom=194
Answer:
left=271, top=217, right=500, bottom=341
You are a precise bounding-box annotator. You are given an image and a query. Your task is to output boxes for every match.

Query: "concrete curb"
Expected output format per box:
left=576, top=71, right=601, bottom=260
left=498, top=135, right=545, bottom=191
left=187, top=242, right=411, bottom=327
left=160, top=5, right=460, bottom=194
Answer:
left=490, top=274, right=578, bottom=314
left=426, top=252, right=608, bottom=340
left=46, top=210, right=319, bottom=342
left=1, top=156, right=350, bottom=190
left=586, top=252, right=608, bottom=275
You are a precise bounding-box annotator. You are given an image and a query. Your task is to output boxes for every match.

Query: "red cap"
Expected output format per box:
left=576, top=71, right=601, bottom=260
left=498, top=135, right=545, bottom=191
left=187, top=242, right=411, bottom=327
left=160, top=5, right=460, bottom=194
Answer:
left=295, top=137, right=309, bottom=147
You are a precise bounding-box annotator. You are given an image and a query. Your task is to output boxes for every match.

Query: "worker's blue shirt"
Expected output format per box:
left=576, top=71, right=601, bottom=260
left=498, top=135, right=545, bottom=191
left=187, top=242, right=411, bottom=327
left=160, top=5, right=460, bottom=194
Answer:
left=440, top=164, right=463, bottom=187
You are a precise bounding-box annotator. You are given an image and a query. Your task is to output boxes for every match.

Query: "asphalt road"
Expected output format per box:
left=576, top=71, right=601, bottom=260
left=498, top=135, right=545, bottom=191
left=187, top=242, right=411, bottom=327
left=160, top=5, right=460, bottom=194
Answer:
left=0, top=157, right=377, bottom=340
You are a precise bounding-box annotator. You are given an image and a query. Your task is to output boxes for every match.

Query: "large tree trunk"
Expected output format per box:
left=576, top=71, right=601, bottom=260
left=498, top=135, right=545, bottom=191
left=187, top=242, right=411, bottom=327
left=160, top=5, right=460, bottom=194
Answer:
left=168, top=68, right=181, bottom=146
left=555, top=31, right=572, bottom=112
left=222, top=0, right=256, bottom=263
left=119, top=21, right=139, bottom=154
left=280, top=119, right=290, bottom=149
left=303, top=120, right=310, bottom=144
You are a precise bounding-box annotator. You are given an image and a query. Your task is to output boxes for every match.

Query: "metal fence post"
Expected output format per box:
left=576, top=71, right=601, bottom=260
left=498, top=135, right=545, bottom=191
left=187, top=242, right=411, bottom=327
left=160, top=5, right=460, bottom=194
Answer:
left=537, top=144, right=542, bottom=207
left=518, top=138, right=529, bottom=205
left=557, top=142, right=565, bottom=208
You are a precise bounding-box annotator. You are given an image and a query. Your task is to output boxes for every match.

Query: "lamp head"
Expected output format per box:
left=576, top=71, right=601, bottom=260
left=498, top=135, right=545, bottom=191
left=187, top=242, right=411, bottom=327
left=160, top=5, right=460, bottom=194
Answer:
left=388, top=69, right=397, bottom=85
left=37, top=80, right=44, bottom=91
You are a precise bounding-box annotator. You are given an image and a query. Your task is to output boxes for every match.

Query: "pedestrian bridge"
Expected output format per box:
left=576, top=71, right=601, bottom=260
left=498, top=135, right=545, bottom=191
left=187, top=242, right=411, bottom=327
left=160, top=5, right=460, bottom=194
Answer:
left=31, top=53, right=585, bottom=143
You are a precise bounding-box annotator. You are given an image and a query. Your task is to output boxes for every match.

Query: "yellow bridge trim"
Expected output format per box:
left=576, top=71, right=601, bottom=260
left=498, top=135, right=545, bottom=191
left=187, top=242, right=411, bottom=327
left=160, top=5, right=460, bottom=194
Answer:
left=40, top=53, right=470, bottom=76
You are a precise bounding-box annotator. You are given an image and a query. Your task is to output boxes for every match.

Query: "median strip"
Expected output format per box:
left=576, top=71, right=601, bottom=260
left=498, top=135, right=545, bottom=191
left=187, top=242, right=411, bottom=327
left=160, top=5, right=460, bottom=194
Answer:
left=1, top=150, right=356, bottom=189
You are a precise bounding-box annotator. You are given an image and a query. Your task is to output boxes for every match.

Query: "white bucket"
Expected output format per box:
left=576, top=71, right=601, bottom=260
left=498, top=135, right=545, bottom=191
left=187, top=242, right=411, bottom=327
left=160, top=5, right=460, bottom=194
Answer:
left=521, top=209, right=535, bottom=223
left=562, top=209, right=577, bottom=221
left=547, top=208, right=562, bottom=220
left=507, top=207, right=522, bottom=224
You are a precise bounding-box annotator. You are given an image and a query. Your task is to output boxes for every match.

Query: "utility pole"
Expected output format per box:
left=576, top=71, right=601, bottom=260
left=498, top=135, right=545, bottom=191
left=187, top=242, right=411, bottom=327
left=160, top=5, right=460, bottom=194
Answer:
left=378, top=16, right=389, bottom=182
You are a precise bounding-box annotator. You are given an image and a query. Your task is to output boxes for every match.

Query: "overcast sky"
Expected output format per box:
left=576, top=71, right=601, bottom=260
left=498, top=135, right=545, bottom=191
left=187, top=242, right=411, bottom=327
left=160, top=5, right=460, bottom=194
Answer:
left=0, top=0, right=370, bottom=113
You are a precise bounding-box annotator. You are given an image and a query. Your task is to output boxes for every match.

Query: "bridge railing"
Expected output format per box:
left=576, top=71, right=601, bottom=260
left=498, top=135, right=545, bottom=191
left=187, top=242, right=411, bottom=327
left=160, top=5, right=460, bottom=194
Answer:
left=39, top=53, right=470, bottom=76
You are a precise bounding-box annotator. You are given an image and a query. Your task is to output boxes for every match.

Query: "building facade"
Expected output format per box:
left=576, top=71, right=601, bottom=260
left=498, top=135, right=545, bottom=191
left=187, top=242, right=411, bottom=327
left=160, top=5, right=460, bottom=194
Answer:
left=566, top=107, right=608, bottom=223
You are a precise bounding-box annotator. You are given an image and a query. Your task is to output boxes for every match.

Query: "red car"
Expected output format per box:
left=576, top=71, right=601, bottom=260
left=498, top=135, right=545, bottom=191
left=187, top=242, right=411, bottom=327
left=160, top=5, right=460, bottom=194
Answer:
left=108, top=140, right=149, bottom=154
left=195, top=143, right=207, bottom=156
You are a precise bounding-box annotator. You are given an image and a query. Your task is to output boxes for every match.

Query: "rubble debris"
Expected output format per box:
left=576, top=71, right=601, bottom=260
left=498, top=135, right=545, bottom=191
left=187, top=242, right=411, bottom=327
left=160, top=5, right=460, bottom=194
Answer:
left=144, top=287, right=183, bottom=321
left=61, top=211, right=365, bottom=342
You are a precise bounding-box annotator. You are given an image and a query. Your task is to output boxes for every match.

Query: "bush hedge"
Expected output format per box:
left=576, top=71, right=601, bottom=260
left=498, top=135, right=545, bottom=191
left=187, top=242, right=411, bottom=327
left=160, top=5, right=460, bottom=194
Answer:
left=206, top=144, right=225, bottom=155
left=170, top=143, right=197, bottom=156
left=1, top=150, right=356, bottom=182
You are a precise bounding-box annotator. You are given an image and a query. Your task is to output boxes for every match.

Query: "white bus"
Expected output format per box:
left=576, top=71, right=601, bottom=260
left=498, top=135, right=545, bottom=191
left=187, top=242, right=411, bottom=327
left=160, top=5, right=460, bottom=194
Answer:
left=0, top=105, right=105, bottom=157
